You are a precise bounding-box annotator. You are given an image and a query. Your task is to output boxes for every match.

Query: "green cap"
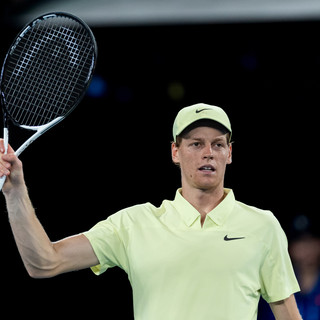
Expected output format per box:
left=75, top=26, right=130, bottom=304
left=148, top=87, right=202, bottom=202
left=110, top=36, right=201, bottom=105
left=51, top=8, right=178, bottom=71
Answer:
left=172, top=103, right=232, bottom=142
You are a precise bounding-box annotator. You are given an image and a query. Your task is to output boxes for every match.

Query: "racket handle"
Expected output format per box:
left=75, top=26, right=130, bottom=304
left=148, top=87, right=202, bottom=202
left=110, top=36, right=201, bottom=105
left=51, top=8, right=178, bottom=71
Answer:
left=0, top=128, right=9, bottom=191
left=3, top=127, right=8, bottom=153
left=0, top=175, right=6, bottom=191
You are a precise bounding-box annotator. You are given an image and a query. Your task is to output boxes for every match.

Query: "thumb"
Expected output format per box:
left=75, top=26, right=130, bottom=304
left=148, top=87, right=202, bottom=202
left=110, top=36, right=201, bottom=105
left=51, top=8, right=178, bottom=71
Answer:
left=0, top=139, right=5, bottom=153
left=0, top=139, right=15, bottom=154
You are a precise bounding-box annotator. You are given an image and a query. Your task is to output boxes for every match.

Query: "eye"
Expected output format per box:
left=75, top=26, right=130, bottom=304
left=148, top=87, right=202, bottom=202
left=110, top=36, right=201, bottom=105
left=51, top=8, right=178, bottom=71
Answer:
left=189, top=141, right=201, bottom=148
left=213, top=142, right=226, bottom=149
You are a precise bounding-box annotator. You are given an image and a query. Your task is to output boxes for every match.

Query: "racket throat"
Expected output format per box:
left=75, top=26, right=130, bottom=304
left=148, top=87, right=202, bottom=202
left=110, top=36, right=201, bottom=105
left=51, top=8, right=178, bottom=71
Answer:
left=20, top=116, right=63, bottom=131
left=15, top=116, right=63, bottom=156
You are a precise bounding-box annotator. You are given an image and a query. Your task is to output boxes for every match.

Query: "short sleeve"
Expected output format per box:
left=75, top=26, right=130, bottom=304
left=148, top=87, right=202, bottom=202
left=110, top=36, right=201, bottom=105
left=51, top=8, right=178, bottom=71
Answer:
left=259, top=219, right=300, bottom=303
left=83, top=216, right=129, bottom=275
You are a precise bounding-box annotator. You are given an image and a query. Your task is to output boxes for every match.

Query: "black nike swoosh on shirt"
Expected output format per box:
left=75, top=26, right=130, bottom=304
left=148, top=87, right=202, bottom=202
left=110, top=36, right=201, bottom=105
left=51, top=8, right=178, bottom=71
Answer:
left=224, top=235, right=245, bottom=241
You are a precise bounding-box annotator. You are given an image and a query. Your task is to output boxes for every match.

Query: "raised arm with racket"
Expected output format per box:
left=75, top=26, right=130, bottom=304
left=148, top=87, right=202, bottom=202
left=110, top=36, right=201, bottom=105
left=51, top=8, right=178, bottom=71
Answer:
left=0, top=12, right=97, bottom=190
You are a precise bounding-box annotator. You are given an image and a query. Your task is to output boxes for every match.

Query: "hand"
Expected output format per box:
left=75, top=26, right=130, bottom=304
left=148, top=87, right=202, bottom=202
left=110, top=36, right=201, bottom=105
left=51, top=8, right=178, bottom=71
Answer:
left=0, top=139, right=25, bottom=194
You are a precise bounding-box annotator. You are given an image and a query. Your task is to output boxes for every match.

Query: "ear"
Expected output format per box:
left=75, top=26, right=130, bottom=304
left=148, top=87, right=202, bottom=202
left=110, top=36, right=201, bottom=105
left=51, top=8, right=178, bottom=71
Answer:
left=227, top=143, right=232, bottom=165
left=171, top=142, right=180, bottom=165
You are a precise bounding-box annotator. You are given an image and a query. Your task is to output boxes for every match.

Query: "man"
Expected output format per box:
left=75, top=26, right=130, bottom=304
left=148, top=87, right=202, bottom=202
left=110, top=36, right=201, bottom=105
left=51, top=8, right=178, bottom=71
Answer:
left=1, top=103, right=302, bottom=319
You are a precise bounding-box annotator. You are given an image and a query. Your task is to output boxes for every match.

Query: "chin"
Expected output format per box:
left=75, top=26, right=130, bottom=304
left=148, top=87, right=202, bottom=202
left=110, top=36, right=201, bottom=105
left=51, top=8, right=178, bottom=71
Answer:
left=195, top=177, right=224, bottom=191
left=195, top=182, right=221, bottom=191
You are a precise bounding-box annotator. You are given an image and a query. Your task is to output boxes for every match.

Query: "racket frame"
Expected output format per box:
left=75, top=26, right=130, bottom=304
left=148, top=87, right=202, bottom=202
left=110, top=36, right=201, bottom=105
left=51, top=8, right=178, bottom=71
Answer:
left=1, top=12, right=97, bottom=128
left=0, top=12, right=97, bottom=189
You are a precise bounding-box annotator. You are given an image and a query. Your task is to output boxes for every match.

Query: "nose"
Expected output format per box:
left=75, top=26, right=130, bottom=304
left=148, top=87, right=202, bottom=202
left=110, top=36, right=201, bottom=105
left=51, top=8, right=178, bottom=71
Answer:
left=202, top=144, right=214, bottom=160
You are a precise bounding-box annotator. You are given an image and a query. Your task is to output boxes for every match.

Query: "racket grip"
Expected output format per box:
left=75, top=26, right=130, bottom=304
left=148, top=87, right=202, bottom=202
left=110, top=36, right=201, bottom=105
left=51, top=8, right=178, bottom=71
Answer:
left=3, top=127, right=8, bottom=153
left=0, top=128, right=9, bottom=191
left=0, top=175, right=6, bottom=191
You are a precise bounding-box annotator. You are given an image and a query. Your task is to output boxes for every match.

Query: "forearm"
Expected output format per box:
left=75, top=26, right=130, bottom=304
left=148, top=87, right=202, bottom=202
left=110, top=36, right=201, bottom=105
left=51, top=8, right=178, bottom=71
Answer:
left=5, top=186, right=58, bottom=278
left=1, top=145, right=98, bottom=277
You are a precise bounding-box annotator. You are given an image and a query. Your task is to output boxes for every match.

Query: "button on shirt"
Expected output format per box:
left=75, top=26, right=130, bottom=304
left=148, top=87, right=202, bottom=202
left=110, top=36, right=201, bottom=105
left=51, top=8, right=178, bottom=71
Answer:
left=83, top=189, right=300, bottom=320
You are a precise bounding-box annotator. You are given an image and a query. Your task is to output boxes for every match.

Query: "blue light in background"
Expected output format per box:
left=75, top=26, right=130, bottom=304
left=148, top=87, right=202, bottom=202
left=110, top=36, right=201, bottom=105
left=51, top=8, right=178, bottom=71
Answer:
left=87, top=75, right=108, bottom=98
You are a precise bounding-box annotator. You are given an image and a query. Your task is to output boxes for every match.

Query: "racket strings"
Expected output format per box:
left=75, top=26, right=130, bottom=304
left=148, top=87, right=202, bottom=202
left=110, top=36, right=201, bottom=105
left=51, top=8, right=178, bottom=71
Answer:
left=3, top=16, right=95, bottom=127
left=12, top=24, right=91, bottom=123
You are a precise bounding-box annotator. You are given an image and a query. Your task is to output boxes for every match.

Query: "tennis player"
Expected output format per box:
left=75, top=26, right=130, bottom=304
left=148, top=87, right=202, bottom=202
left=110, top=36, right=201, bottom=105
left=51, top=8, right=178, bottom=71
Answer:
left=0, top=103, right=302, bottom=319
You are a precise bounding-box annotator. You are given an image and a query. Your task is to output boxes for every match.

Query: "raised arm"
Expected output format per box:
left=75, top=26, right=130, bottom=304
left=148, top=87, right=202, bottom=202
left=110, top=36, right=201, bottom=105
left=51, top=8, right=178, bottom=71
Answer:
left=0, top=141, right=99, bottom=278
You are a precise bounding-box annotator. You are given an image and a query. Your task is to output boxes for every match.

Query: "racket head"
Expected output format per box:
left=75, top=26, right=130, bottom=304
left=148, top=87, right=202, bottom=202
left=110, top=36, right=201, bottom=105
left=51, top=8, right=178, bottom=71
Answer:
left=0, top=12, right=97, bottom=128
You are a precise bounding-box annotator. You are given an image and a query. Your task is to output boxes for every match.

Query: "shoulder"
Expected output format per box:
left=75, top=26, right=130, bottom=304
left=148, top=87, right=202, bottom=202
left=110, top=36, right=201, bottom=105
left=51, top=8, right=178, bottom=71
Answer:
left=107, top=201, right=167, bottom=228
left=235, top=201, right=277, bottom=224
left=234, top=200, right=279, bottom=226
left=232, top=200, right=285, bottom=242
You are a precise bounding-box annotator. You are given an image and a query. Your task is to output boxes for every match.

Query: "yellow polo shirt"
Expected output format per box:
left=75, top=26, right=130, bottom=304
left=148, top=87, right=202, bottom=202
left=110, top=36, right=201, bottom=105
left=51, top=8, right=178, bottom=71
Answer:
left=83, top=189, right=300, bottom=320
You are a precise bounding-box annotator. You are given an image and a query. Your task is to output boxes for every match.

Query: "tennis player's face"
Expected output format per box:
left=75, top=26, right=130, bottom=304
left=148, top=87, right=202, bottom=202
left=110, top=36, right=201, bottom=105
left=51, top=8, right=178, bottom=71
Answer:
left=172, top=126, right=232, bottom=192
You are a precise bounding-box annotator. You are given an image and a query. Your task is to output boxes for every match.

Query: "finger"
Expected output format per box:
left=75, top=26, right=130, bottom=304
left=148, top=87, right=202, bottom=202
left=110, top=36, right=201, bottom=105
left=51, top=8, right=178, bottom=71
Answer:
left=0, top=160, right=10, bottom=176
left=2, top=153, right=22, bottom=174
left=2, top=152, right=17, bottom=164
left=0, top=141, right=15, bottom=154
left=0, top=153, right=11, bottom=168
left=6, top=143, right=15, bottom=154
left=0, top=168, right=10, bottom=177
left=0, top=139, right=4, bottom=153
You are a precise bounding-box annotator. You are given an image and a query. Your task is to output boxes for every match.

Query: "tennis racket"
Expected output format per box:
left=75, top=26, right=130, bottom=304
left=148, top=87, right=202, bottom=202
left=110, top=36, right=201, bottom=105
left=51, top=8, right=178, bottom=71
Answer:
left=0, top=12, right=97, bottom=190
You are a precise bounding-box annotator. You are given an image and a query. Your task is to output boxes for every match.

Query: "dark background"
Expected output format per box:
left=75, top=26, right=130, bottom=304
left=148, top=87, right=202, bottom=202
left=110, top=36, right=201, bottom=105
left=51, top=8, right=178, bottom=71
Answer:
left=0, top=7, right=318, bottom=318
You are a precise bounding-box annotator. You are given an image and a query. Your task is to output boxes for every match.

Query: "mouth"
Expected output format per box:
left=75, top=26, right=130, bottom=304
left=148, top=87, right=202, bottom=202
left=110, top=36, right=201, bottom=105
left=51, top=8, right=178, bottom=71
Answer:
left=198, top=165, right=216, bottom=173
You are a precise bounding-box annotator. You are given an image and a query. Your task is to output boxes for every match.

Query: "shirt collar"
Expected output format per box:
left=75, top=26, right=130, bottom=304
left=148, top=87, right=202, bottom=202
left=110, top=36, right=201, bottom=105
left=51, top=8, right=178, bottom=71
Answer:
left=173, top=188, right=235, bottom=227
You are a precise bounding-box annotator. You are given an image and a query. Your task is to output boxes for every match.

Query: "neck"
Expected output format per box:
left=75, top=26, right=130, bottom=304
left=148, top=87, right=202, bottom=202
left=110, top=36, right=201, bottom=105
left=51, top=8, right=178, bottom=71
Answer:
left=181, top=185, right=226, bottom=224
